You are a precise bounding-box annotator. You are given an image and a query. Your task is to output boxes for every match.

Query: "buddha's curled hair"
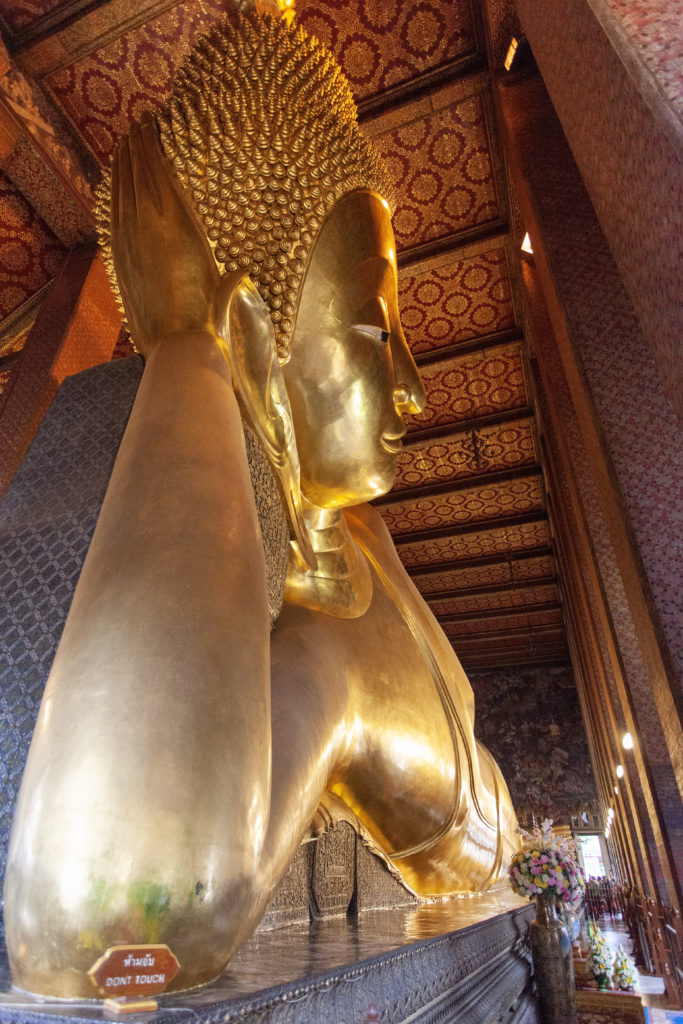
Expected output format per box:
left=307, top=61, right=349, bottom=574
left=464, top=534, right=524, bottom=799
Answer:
left=96, top=9, right=392, bottom=360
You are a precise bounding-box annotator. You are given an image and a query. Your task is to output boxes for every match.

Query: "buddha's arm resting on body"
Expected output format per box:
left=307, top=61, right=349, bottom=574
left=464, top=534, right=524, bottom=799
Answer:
left=4, top=115, right=275, bottom=996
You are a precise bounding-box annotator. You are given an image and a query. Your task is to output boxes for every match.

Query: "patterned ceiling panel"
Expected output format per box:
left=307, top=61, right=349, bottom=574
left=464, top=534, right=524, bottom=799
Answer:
left=398, top=249, right=514, bottom=355
left=407, top=344, right=527, bottom=432
left=397, top=518, right=550, bottom=568
left=46, top=0, right=225, bottom=165
left=0, top=175, right=66, bottom=321
left=416, top=561, right=515, bottom=594
left=394, top=417, right=536, bottom=491
left=429, top=582, right=558, bottom=617
left=296, top=0, right=476, bottom=102
left=443, top=607, right=563, bottom=636
left=455, top=635, right=567, bottom=654
left=0, top=0, right=67, bottom=34
left=511, top=553, right=555, bottom=582
left=381, top=474, right=544, bottom=536
left=374, top=92, right=499, bottom=251
left=413, top=552, right=554, bottom=595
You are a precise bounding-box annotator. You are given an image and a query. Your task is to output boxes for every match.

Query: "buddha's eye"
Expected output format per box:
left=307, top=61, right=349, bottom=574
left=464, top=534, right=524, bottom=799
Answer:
left=353, top=323, right=390, bottom=344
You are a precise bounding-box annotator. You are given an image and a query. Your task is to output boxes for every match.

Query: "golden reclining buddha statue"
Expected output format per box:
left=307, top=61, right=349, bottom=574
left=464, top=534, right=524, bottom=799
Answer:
left=4, top=5, right=518, bottom=998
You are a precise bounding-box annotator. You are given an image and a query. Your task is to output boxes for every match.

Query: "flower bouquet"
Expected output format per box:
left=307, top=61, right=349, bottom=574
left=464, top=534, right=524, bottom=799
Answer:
left=586, top=922, right=612, bottom=989
left=612, top=945, right=637, bottom=991
left=508, top=819, right=585, bottom=903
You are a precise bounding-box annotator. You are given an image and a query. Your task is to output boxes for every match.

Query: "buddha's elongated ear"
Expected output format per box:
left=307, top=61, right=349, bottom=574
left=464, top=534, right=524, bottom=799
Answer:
left=214, top=271, right=317, bottom=572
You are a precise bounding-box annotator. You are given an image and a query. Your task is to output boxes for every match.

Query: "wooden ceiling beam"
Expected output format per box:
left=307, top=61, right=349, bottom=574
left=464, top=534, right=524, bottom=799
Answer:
left=10, top=0, right=176, bottom=74
left=376, top=464, right=542, bottom=507
left=392, top=509, right=548, bottom=547
left=459, top=650, right=571, bottom=665
left=451, top=630, right=565, bottom=647
left=407, top=545, right=553, bottom=578
left=439, top=600, right=560, bottom=624
left=425, top=575, right=555, bottom=603
left=412, top=328, right=524, bottom=369
left=404, top=405, right=533, bottom=446
left=461, top=641, right=569, bottom=654
left=446, top=624, right=565, bottom=643
left=358, top=53, right=487, bottom=124
left=6, top=0, right=110, bottom=51
left=460, top=655, right=571, bottom=670
left=397, top=219, right=509, bottom=270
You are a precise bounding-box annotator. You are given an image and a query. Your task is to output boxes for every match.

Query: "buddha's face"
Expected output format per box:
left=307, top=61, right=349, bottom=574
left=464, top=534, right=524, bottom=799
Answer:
left=284, top=191, right=426, bottom=509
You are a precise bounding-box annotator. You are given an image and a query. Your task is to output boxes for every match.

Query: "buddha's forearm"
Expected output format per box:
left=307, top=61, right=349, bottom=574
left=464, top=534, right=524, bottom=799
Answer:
left=4, top=330, right=273, bottom=996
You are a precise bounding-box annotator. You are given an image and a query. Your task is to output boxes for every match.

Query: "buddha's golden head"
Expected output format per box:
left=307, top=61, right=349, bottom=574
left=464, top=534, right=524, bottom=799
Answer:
left=97, top=8, right=424, bottom=535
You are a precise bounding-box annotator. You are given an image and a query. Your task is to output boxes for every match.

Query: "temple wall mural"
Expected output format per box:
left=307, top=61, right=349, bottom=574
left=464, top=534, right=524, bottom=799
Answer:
left=470, top=665, right=597, bottom=826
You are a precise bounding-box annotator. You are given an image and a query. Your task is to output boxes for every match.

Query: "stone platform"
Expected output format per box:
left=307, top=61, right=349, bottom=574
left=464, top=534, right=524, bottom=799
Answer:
left=0, top=890, right=537, bottom=1024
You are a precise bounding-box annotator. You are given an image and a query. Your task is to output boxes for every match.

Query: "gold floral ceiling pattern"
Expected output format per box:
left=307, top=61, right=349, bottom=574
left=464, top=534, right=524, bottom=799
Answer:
left=412, top=552, right=554, bottom=595
left=375, top=92, right=500, bottom=250
left=0, top=0, right=567, bottom=669
left=296, top=0, right=477, bottom=101
left=393, top=417, right=536, bottom=491
left=406, top=345, right=527, bottom=432
left=398, top=248, right=514, bottom=354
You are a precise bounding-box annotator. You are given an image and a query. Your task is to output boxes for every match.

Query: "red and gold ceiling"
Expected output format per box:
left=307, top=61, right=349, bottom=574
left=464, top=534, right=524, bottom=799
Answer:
left=0, top=0, right=569, bottom=671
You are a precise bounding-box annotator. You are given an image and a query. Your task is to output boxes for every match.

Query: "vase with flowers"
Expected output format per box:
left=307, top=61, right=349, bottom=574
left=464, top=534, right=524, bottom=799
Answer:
left=509, top=819, right=584, bottom=1024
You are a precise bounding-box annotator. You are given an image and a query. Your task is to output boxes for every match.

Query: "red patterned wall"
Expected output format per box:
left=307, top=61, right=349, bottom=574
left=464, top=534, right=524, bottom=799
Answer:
left=516, top=0, right=682, bottom=415
left=0, top=175, right=66, bottom=321
left=603, top=0, right=682, bottom=121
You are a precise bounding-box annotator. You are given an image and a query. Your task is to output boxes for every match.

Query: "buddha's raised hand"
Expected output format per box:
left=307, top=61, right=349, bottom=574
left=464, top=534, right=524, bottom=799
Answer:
left=110, top=110, right=220, bottom=354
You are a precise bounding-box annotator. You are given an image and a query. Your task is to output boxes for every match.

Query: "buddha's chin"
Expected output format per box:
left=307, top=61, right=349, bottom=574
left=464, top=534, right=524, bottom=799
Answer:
left=302, top=478, right=396, bottom=513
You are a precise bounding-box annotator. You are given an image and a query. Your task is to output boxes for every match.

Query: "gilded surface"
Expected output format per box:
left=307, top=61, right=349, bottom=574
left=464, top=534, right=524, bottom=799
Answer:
left=4, top=7, right=518, bottom=999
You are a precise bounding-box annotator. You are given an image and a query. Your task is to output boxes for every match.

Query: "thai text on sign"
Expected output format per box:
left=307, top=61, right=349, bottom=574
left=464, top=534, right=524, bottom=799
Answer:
left=88, top=945, right=179, bottom=997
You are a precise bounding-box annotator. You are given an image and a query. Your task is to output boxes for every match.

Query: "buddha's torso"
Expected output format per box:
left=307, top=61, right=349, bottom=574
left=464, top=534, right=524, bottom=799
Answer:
left=270, top=503, right=511, bottom=894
